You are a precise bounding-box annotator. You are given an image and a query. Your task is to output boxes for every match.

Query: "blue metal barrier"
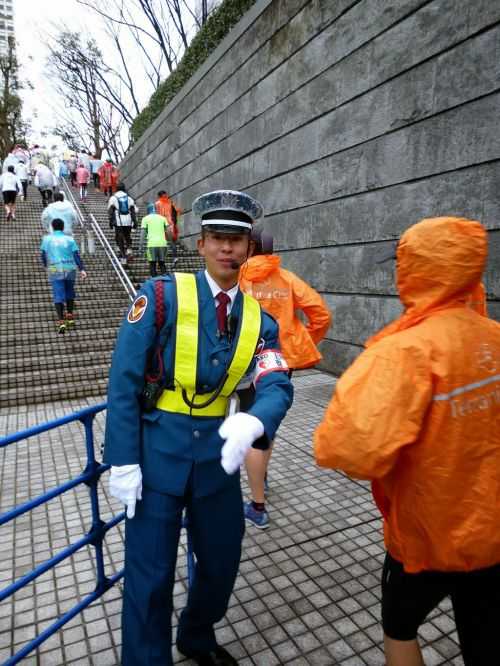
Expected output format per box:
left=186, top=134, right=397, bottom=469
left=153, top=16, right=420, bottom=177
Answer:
left=0, top=403, right=122, bottom=665
left=0, top=402, right=196, bottom=664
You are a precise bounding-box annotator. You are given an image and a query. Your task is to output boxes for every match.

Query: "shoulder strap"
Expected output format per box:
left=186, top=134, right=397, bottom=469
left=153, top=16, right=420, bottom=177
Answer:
left=154, top=279, right=165, bottom=333
left=145, top=279, right=168, bottom=383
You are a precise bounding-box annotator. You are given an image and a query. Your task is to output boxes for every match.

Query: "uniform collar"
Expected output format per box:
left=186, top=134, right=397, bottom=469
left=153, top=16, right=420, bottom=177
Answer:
left=204, top=270, right=238, bottom=309
left=197, top=271, right=241, bottom=348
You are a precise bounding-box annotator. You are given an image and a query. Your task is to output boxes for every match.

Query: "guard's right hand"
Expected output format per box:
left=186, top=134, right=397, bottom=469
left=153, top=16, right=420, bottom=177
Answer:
left=109, top=464, right=142, bottom=519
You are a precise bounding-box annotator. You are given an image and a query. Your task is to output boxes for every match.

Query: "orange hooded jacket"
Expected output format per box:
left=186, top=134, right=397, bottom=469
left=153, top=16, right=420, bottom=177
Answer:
left=155, top=195, right=182, bottom=241
left=98, top=163, right=119, bottom=192
left=314, top=217, right=500, bottom=573
left=239, top=255, right=331, bottom=369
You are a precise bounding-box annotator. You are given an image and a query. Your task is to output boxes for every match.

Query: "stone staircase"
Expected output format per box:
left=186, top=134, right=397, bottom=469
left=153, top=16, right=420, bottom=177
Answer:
left=79, top=185, right=204, bottom=289
left=0, top=182, right=204, bottom=408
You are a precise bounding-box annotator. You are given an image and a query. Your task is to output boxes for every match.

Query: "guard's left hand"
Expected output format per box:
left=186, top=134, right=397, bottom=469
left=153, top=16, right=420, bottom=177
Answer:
left=219, top=413, right=264, bottom=475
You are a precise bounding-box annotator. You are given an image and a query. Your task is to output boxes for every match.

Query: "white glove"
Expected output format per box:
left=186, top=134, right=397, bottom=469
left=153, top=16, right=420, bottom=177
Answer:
left=219, top=413, right=265, bottom=475
left=109, top=464, right=142, bottom=519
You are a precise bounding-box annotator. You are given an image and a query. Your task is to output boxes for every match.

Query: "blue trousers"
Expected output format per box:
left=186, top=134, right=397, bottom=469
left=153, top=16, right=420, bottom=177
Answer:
left=121, top=480, right=244, bottom=665
left=50, top=276, right=75, bottom=304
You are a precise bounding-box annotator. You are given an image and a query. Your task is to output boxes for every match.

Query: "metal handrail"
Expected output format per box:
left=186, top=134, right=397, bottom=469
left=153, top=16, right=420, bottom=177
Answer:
left=0, top=403, right=124, bottom=665
left=59, top=177, right=86, bottom=233
left=88, top=212, right=137, bottom=301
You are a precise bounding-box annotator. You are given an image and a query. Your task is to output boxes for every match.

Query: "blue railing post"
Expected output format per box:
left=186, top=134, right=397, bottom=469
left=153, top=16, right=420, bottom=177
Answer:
left=0, top=401, right=195, bottom=664
left=0, top=403, right=125, bottom=665
left=80, top=411, right=113, bottom=596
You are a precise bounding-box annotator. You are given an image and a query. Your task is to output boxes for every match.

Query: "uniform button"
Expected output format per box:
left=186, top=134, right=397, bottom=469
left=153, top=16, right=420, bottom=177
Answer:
left=193, top=430, right=200, bottom=438
left=212, top=359, right=219, bottom=367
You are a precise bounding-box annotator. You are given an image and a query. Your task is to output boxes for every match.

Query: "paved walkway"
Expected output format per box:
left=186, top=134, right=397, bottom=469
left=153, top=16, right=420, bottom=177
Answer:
left=0, top=371, right=463, bottom=665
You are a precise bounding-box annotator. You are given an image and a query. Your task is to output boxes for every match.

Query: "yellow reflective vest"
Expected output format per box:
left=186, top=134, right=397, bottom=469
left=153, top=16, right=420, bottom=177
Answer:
left=157, top=272, right=261, bottom=416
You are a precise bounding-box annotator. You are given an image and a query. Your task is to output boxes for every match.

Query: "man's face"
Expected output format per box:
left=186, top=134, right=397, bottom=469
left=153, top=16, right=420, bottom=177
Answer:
left=197, top=230, right=251, bottom=288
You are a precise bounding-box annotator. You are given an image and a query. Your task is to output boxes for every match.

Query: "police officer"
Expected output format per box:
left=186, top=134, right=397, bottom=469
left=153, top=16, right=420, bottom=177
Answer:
left=104, top=190, right=293, bottom=666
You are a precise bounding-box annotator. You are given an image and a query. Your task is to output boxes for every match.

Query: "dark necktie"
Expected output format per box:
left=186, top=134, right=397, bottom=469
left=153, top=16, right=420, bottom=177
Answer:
left=215, top=292, right=231, bottom=336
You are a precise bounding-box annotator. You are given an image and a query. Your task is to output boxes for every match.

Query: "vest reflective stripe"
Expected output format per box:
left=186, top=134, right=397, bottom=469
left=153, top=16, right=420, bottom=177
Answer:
left=156, top=385, right=230, bottom=417
left=156, top=273, right=262, bottom=417
left=173, top=272, right=198, bottom=391
left=221, top=293, right=260, bottom=395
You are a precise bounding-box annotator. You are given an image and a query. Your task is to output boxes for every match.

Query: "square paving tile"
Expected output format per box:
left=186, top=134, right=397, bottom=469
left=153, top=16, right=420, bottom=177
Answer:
left=0, top=376, right=464, bottom=664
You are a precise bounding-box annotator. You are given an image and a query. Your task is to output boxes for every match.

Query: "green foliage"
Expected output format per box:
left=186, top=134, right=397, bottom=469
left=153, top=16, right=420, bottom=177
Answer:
left=131, top=0, right=257, bottom=142
left=0, top=37, right=29, bottom=155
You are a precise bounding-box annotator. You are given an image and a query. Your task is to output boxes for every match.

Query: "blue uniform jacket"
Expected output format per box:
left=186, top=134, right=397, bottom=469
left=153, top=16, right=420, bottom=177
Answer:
left=104, top=271, right=293, bottom=498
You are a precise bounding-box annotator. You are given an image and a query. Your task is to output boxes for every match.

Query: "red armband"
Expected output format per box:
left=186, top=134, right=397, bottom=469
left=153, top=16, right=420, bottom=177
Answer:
left=253, top=349, right=289, bottom=384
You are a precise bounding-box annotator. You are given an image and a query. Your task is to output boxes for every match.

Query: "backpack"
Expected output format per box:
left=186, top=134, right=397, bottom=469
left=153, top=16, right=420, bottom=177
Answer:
left=117, top=195, right=129, bottom=216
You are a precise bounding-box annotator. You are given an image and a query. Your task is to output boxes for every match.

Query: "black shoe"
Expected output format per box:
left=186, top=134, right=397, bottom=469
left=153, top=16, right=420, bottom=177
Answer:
left=177, top=644, right=238, bottom=666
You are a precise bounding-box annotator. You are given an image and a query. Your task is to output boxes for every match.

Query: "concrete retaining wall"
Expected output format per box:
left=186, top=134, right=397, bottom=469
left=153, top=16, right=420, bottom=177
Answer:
left=121, top=0, right=500, bottom=374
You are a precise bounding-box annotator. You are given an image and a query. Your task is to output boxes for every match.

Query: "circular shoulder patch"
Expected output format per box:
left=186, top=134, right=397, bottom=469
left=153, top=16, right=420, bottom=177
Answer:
left=127, top=295, right=148, bottom=323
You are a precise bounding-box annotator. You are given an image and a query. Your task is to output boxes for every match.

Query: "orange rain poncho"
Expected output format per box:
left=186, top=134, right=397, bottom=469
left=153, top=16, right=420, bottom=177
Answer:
left=98, top=162, right=119, bottom=192
left=239, top=255, right=331, bottom=369
left=314, top=217, right=500, bottom=573
left=155, top=195, right=182, bottom=242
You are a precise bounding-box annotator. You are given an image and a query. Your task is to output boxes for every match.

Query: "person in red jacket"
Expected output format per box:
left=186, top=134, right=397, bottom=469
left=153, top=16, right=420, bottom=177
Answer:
left=155, top=190, right=181, bottom=260
left=239, top=231, right=331, bottom=528
left=314, top=217, right=500, bottom=666
left=98, top=160, right=119, bottom=197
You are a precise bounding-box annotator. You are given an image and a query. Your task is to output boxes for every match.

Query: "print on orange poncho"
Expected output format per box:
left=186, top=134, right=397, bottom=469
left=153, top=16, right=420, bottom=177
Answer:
left=314, top=217, right=500, bottom=573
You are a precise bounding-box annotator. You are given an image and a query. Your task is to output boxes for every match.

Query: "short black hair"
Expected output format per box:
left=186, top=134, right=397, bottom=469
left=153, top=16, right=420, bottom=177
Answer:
left=51, top=218, right=64, bottom=231
left=54, top=192, right=64, bottom=202
left=117, top=182, right=126, bottom=192
left=7, top=165, right=14, bottom=173
left=158, top=190, right=167, bottom=197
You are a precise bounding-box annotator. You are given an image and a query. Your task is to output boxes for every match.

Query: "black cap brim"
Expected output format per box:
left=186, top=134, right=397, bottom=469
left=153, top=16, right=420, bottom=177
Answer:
left=202, top=223, right=251, bottom=235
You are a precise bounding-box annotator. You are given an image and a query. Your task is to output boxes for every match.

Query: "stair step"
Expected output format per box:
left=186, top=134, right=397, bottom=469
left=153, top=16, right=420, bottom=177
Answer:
left=2, top=301, right=129, bottom=320
left=0, top=347, right=112, bottom=370
left=0, top=324, right=120, bottom=348
left=0, top=377, right=109, bottom=408
left=0, top=337, right=115, bottom=361
left=1, top=308, right=124, bottom=324
left=1, top=362, right=111, bottom=390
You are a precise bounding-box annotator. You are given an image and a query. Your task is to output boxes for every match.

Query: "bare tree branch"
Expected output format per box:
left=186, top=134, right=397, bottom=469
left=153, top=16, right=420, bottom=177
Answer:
left=77, top=0, right=162, bottom=46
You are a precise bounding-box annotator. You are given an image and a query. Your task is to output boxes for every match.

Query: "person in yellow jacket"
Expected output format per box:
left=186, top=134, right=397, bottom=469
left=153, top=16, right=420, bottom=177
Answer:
left=240, top=230, right=331, bottom=528
left=314, top=216, right=500, bottom=666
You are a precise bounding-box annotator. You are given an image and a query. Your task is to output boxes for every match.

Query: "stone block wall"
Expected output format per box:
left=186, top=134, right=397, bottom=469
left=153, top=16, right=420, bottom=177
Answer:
left=120, top=0, right=500, bottom=374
